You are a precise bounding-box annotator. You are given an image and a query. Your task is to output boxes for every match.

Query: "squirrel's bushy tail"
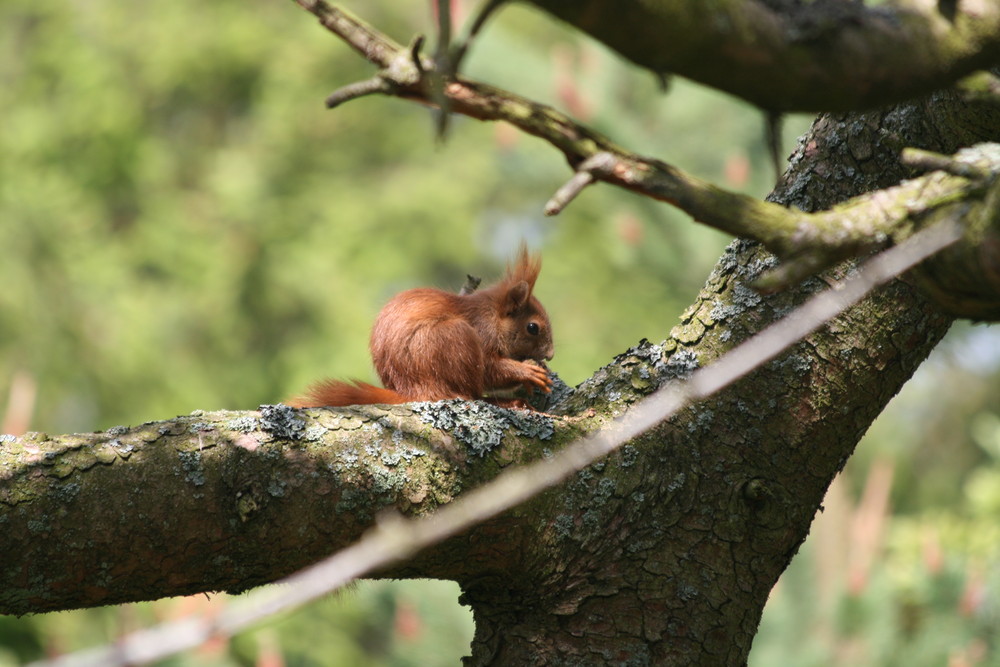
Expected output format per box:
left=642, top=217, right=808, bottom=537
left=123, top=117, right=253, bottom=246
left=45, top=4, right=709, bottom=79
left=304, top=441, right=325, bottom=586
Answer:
left=287, top=379, right=409, bottom=408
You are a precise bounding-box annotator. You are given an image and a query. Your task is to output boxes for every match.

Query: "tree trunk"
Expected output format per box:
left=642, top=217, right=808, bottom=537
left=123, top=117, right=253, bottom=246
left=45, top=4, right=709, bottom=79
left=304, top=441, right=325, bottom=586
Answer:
left=450, top=90, right=995, bottom=664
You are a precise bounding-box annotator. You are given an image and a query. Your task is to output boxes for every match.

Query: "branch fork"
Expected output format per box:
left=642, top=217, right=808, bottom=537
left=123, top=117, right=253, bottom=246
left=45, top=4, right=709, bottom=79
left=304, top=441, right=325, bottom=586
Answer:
left=325, top=35, right=430, bottom=109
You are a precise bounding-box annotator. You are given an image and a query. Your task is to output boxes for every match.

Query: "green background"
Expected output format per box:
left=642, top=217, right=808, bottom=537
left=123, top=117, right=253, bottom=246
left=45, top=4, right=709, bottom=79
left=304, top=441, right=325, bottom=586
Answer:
left=2, top=1, right=999, bottom=664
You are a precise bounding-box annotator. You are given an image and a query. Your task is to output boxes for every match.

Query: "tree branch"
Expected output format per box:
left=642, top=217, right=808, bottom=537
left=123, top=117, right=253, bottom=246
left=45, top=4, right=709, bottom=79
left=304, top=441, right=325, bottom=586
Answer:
left=294, top=1, right=1000, bottom=317
left=0, top=402, right=567, bottom=614
left=524, top=0, right=1000, bottom=112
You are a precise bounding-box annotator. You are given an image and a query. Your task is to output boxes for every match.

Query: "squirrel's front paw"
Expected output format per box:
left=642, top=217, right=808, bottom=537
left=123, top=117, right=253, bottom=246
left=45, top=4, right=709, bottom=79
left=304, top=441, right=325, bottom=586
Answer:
left=522, top=360, right=553, bottom=393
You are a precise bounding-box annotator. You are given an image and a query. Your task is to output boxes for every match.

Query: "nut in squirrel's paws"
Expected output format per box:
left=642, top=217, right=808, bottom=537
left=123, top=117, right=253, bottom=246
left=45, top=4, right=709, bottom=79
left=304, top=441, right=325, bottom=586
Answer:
left=523, top=359, right=554, bottom=392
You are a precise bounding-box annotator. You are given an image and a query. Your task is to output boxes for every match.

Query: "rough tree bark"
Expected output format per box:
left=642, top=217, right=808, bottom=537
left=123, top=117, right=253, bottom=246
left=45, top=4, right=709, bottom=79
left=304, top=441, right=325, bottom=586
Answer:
left=3, top=3, right=1000, bottom=666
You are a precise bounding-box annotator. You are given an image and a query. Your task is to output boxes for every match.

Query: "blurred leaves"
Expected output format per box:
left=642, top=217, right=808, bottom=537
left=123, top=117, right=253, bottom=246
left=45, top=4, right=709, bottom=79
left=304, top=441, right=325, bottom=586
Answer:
left=752, top=322, right=1000, bottom=666
left=2, top=0, right=998, bottom=665
left=0, top=0, right=792, bottom=434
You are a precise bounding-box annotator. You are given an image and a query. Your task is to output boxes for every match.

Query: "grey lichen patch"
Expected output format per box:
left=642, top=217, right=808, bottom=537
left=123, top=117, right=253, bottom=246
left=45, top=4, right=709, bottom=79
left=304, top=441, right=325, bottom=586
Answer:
left=188, top=422, right=214, bottom=434
left=550, top=459, right=641, bottom=545
left=665, top=472, right=687, bottom=494
left=686, top=407, right=716, bottom=434
left=267, top=477, right=286, bottom=497
left=566, top=338, right=680, bottom=413
left=731, top=282, right=763, bottom=309
left=701, top=241, right=780, bottom=327
left=226, top=416, right=260, bottom=433
left=106, top=425, right=129, bottom=437
left=335, top=486, right=369, bottom=514
left=411, top=400, right=554, bottom=457
left=552, top=513, right=575, bottom=540
left=618, top=339, right=669, bottom=373
left=177, top=450, right=206, bottom=486
left=613, top=339, right=674, bottom=396
left=662, top=348, right=700, bottom=381
left=328, top=449, right=361, bottom=474
left=620, top=444, right=638, bottom=468
left=26, top=518, right=50, bottom=534
left=50, top=481, right=81, bottom=504
left=734, top=248, right=779, bottom=284
left=303, top=425, right=327, bottom=441
left=677, top=582, right=700, bottom=601
left=707, top=280, right=767, bottom=322
left=374, top=429, right=427, bottom=467
left=381, top=451, right=403, bottom=467
left=715, top=238, right=748, bottom=275
left=772, top=352, right=813, bottom=375
left=370, top=465, right=407, bottom=497
left=543, top=373, right=575, bottom=411
left=0, top=434, right=16, bottom=445
left=258, top=404, right=306, bottom=441
left=709, top=300, right=741, bottom=323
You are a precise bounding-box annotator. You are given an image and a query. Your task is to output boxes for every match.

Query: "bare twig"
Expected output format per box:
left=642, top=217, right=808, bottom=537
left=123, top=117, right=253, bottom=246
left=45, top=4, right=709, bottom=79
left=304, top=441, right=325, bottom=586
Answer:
left=32, top=219, right=962, bottom=667
left=459, top=274, right=482, bottom=295
left=544, top=171, right=594, bottom=216
left=435, top=0, right=452, bottom=66
left=325, top=76, right=391, bottom=108
left=431, top=0, right=453, bottom=139
left=295, top=0, right=401, bottom=66
left=450, top=0, right=507, bottom=73
left=765, top=111, right=784, bottom=184
left=544, top=152, right=616, bottom=216
left=410, top=34, right=426, bottom=75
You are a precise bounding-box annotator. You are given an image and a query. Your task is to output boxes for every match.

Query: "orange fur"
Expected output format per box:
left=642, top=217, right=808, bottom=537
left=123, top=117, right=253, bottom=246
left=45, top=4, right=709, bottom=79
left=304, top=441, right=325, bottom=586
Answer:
left=286, top=380, right=410, bottom=408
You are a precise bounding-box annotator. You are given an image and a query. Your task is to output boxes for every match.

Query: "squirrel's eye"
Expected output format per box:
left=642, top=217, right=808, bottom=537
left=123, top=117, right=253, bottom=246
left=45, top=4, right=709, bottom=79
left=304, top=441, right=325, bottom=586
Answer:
left=527, top=322, right=540, bottom=336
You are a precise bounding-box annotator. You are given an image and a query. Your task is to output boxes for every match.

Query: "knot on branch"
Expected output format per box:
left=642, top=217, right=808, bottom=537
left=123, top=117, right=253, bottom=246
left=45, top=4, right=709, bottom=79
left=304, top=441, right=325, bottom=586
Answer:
left=325, top=36, right=431, bottom=109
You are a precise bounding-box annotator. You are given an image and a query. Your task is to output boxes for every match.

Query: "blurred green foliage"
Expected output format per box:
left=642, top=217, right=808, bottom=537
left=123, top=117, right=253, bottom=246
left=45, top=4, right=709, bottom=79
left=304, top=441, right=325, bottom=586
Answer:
left=751, top=324, right=1000, bottom=667
left=0, top=580, right=473, bottom=667
left=0, top=0, right=794, bottom=436
left=2, top=0, right=998, bottom=664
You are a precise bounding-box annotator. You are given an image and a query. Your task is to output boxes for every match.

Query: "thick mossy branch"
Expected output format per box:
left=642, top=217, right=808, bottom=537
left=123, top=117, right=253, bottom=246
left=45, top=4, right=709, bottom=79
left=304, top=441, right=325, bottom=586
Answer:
left=524, top=0, right=1000, bottom=112
left=0, top=403, right=576, bottom=614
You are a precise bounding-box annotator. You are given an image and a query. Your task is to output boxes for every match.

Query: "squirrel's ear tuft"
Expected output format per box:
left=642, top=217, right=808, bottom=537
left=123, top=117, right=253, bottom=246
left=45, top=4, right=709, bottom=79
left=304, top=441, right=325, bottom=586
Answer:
left=506, top=243, right=541, bottom=290
left=505, top=280, right=531, bottom=312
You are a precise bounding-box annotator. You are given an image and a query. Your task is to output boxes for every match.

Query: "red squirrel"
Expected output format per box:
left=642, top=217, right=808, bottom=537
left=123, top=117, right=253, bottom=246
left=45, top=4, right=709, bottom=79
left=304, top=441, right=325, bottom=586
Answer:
left=288, top=246, right=554, bottom=408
